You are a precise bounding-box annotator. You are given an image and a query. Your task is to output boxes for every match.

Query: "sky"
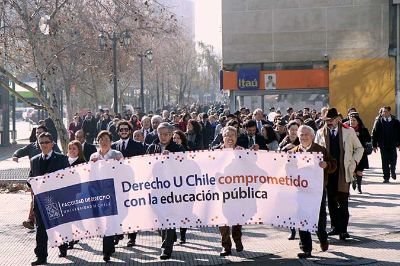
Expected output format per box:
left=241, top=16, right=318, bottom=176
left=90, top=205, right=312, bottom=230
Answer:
left=195, top=0, right=222, bottom=54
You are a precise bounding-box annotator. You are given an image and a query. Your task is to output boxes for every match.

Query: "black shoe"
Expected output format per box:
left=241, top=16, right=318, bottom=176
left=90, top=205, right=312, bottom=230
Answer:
left=383, top=179, right=390, bottom=183
left=31, top=258, right=47, bottom=265
left=297, top=252, right=312, bottom=259
left=327, top=228, right=339, bottom=236
left=236, top=242, right=244, bottom=252
left=58, top=249, right=67, bottom=258
left=114, top=235, right=124, bottom=245
left=160, top=253, right=171, bottom=260
left=127, top=239, right=136, bottom=247
left=392, top=174, right=397, bottom=180
left=352, top=180, right=357, bottom=190
left=68, top=240, right=79, bottom=249
left=103, top=253, right=111, bottom=262
left=339, top=232, right=350, bottom=240
left=23, top=220, right=35, bottom=230
left=179, top=238, right=186, bottom=244
left=220, top=249, right=232, bottom=256
left=288, top=229, right=296, bottom=240
left=358, top=188, right=363, bottom=194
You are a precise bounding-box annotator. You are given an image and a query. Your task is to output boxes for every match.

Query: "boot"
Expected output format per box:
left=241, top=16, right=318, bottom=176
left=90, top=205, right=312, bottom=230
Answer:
left=356, top=175, right=362, bottom=194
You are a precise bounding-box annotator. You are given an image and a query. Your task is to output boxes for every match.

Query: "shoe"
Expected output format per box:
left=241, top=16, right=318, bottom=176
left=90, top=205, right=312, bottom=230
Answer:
left=103, top=253, right=111, bottom=262
left=288, top=229, right=296, bottom=240
left=68, top=240, right=79, bottom=249
left=114, top=235, right=123, bottom=245
left=352, top=180, right=357, bottom=190
left=297, top=252, right=312, bottom=259
left=320, top=242, right=329, bottom=252
left=383, top=179, right=390, bottom=183
left=219, top=249, right=232, bottom=256
left=392, top=174, right=397, bottom=180
left=358, top=188, right=362, bottom=194
left=58, top=249, right=67, bottom=258
left=160, top=253, right=171, bottom=260
left=179, top=238, right=186, bottom=244
left=327, top=228, right=339, bottom=236
left=127, top=239, right=136, bottom=247
left=31, top=258, right=47, bottom=265
left=236, top=242, right=244, bottom=252
left=339, top=232, right=350, bottom=240
left=23, top=220, right=35, bottom=230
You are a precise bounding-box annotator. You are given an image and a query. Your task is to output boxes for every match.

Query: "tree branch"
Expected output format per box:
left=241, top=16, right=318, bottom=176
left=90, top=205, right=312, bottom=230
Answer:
left=0, top=79, right=45, bottom=109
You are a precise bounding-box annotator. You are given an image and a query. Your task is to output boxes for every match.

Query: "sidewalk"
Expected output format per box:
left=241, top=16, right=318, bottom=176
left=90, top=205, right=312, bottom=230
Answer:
left=0, top=152, right=399, bottom=265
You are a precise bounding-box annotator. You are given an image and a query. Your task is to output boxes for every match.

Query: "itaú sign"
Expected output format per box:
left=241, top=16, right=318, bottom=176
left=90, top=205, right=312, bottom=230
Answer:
left=237, top=68, right=260, bottom=90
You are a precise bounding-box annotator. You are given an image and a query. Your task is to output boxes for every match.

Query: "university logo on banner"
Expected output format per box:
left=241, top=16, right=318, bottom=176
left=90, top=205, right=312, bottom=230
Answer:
left=238, top=68, right=260, bottom=90
left=35, top=179, right=118, bottom=230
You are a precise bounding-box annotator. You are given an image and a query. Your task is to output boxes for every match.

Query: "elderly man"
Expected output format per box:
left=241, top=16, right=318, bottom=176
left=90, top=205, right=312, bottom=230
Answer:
left=146, top=122, right=184, bottom=260
left=145, top=115, right=163, bottom=144
left=315, top=108, right=364, bottom=240
left=291, top=125, right=337, bottom=258
left=215, top=126, right=246, bottom=256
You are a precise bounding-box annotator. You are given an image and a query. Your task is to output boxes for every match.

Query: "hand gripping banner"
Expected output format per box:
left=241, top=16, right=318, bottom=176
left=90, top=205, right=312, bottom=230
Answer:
left=29, top=149, right=324, bottom=247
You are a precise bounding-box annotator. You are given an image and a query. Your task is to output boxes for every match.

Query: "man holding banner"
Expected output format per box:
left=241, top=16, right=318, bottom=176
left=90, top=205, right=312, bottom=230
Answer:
left=29, top=132, right=70, bottom=265
left=291, top=125, right=337, bottom=258
left=216, top=125, right=246, bottom=256
left=146, top=122, right=184, bottom=260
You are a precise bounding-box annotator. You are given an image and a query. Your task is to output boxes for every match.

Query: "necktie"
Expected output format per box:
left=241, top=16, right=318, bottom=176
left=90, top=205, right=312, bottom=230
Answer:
left=249, top=136, right=254, bottom=147
left=122, top=141, right=126, bottom=151
left=43, top=154, right=48, bottom=160
left=257, top=121, right=262, bottom=132
left=331, top=129, right=336, bottom=137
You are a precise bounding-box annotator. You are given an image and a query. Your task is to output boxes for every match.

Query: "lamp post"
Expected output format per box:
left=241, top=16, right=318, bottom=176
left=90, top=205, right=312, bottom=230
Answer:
left=139, top=49, right=153, bottom=113
left=99, top=30, right=131, bottom=115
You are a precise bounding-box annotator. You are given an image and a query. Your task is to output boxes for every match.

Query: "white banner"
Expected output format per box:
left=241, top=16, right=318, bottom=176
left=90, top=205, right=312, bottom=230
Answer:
left=29, top=149, right=323, bottom=247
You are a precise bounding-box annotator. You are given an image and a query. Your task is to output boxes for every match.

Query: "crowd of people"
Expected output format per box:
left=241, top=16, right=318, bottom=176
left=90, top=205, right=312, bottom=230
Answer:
left=12, top=103, right=400, bottom=265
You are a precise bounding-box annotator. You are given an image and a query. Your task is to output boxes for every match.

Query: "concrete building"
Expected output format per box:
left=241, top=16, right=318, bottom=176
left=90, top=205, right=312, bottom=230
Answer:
left=160, top=0, right=195, bottom=40
left=221, top=0, right=396, bottom=129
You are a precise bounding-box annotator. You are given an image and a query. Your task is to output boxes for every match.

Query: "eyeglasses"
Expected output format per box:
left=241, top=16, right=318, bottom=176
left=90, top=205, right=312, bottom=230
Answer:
left=119, top=128, right=130, bottom=132
left=39, top=141, right=51, bottom=145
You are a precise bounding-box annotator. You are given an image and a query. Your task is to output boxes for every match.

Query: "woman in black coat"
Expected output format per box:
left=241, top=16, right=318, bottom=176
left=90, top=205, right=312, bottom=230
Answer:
left=186, top=119, right=204, bottom=151
left=66, top=140, right=87, bottom=249
left=348, top=114, right=371, bottom=194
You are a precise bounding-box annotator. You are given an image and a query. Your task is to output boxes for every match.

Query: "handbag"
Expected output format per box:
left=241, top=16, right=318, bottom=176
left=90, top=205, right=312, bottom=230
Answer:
left=364, top=142, right=373, bottom=155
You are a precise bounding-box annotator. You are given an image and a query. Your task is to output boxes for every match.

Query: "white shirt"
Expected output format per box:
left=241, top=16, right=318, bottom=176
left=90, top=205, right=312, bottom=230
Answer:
left=41, top=150, right=53, bottom=160
left=90, top=149, right=123, bottom=161
left=68, top=157, right=78, bottom=165
left=299, top=144, right=312, bottom=152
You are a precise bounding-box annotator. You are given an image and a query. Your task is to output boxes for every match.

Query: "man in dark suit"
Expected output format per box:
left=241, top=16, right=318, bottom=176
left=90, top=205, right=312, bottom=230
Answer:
left=237, top=120, right=268, bottom=150
left=13, top=125, right=61, bottom=230
left=111, top=120, right=145, bottom=247
left=253, top=108, right=272, bottom=133
left=200, top=113, right=213, bottom=149
left=81, top=110, right=97, bottom=144
left=145, top=115, right=162, bottom=144
left=372, top=106, right=400, bottom=182
left=75, top=130, right=97, bottom=161
left=291, top=125, right=337, bottom=259
left=29, top=132, right=70, bottom=265
left=146, top=122, right=184, bottom=260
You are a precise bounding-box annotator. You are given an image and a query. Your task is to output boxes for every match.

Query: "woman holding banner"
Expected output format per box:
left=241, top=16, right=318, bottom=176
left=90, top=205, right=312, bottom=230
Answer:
left=90, top=130, right=123, bottom=262
left=66, top=140, right=86, bottom=250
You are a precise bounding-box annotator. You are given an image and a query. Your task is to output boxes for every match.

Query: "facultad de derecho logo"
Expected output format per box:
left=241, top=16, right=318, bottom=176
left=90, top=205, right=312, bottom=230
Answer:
left=44, top=195, right=61, bottom=220
left=37, top=179, right=118, bottom=230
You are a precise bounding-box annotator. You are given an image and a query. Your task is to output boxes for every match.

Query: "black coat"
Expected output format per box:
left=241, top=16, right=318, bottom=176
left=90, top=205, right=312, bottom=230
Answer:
left=82, top=117, right=98, bottom=139
left=200, top=120, right=213, bottom=148
left=29, top=152, right=69, bottom=178
left=146, top=139, right=184, bottom=154
left=237, top=133, right=268, bottom=150
left=82, top=142, right=97, bottom=162
left=355, top=127, right=371, bottom=171
left=372, top=116, right=400, bottom=149
left=111, top=139, right=146, bottom=158
left=70, top=157, right=86, bottom=166
left=186, top=132, right=204, bottom=151
left=144, top=131, right=158, bottom=145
